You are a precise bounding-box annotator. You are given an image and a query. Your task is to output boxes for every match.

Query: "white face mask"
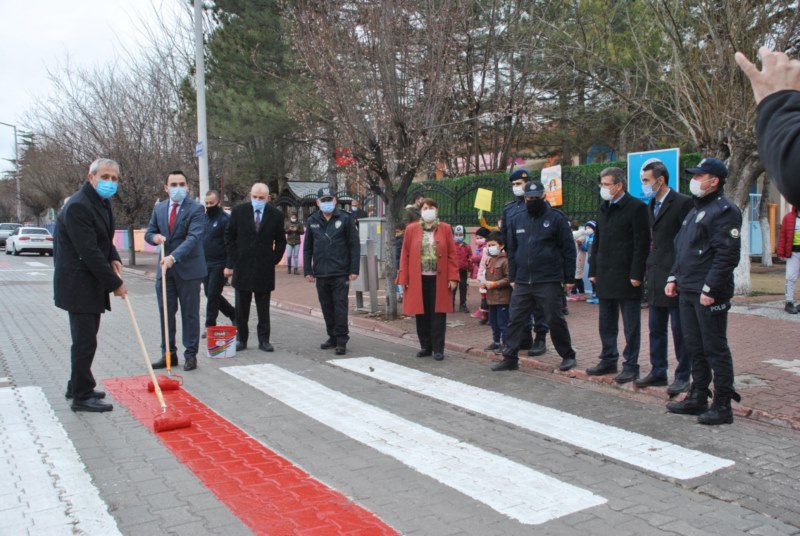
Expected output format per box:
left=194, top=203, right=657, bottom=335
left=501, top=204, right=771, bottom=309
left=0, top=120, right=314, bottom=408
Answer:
left=421, top=208, right=437, bottom=223
left=487, top=245, right=499, bottom=256
left=600, top=186, right=614, bottom=201
left=689, top=178, right=706, bottom=198
left=512, top=185, right=525, bottom=197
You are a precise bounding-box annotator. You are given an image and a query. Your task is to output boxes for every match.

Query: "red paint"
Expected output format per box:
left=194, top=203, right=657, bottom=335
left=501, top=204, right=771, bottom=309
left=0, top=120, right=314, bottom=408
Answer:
left=105, top=376, right=397, bottom=536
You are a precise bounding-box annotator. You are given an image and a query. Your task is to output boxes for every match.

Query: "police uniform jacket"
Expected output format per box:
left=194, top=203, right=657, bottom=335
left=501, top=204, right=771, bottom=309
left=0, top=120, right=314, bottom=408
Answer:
left=145, top=198, right=207, bottom=281
left=507, top=203, right=576, bottom=285
left=303, top=208, right=360, bottom=278
left=669, top=188, right=742, bottom=301
left=589, top=193, right=650, bottom=300
left=225, top=202, right=286, bottom=292
left=646, top=189, right=693, bottom=308
left=54, top=182, right=123, bottom=314
left=203, top=209, right=230, bottom=268
left=501, top=197, right=526, bottom=257
left=756, top=90, right=800, bottom=206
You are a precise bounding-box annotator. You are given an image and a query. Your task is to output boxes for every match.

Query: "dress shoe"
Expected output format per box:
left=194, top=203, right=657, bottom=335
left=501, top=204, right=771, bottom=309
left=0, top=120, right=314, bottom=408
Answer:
left=666, top=378, right=691, bottom=395
left=586, top=361, right=617, bottom=376
left=65, top=389, right=105, bottom=400
left=634, top=372, right=668, bottom=388
left=258, top=342, right=274, bottom=352
left=416, top=349, right=432, bottom=358
left=320, top=338, right=336, bottom=349
left=615, top=370, right=639, bottom=384
left=151, top=356, right=179, bottom=369
left=558, top=357, right=577, bottom=371
left=335, top=346, right=347, bottom=355
left=183, top=358, right=197, bottom=371
left=491, top=359, right=519, bottom=371
left=459, top=304, right=469, bottom=313
left=71, top=397, right=113, bottom=413
left=236, top=342, right=247, bottom=352
left=484, top=342, right=501, bottom=351
left=528, top=337, right=547, bottom=357
left=786, top=301, right=798, bottom=314
left=433, top=353, right=444, bottom=361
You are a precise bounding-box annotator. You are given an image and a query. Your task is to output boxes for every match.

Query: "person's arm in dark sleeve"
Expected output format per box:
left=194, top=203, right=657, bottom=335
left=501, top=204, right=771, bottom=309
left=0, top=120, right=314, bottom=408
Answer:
left=629, top=202, right=650, bottom=282
left=756, top=90, right=800, bottom=206
left=348, top=216, right=360, bottom=275
left=703, top=205, right=743, bottom=298
left=507, top=216, right=518, bottom=282
left=170, top=204, right=204, bottom=263
left=303, top=219, right=313, bottom=277
left=144, top=207, right=159, bottom=246
left=273, top=215, right=286, bottom=265
left=559, top=217, right=577, bottom=284
left=224, top=210, right=237, bottom=270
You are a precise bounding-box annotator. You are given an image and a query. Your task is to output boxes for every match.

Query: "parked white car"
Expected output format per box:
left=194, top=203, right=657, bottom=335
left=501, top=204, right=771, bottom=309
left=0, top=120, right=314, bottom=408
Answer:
left=5, top=227, right=54, bottom=256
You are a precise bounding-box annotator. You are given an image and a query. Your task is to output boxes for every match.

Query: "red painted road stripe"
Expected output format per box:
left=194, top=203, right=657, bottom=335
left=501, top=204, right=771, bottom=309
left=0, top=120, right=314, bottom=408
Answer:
left=104, top=376, right=396, bottom=535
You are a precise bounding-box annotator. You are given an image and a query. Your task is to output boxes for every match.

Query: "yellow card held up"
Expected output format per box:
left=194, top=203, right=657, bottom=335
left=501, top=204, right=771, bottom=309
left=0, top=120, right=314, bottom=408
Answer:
left=474, top=188, right=493, bottom=212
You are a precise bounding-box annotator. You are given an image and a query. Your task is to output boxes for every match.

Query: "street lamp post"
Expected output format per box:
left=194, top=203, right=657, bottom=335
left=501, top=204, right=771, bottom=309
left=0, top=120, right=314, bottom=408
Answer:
left=0, top=121, right=21, bottom=222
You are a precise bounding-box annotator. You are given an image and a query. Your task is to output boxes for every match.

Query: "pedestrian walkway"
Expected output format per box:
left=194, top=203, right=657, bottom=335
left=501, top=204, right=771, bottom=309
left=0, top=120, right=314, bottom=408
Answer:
left=121, top=252, right=800, bottom=431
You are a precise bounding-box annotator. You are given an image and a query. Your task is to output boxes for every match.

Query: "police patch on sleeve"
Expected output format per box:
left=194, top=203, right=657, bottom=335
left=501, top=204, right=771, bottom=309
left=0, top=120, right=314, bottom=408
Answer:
left=335, top=220, right=342, bottom=229
left=730, top=227, right=740, bottom=239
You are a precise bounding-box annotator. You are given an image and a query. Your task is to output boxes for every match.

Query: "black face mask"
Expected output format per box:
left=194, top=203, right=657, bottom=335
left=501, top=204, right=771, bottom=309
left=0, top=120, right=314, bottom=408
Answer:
left=206, top=205, right=220, bottom=217
left=526, top=198, right=546, bottom=215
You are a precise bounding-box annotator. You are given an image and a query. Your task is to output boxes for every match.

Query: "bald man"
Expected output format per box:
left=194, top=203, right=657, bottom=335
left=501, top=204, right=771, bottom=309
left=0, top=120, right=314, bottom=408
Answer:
left=224, top=183, right=286, bottom=352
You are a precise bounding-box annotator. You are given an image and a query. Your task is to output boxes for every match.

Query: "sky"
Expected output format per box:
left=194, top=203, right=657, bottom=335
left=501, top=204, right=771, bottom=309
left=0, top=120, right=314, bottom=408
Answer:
left=0, top=0, right=188, bottom=175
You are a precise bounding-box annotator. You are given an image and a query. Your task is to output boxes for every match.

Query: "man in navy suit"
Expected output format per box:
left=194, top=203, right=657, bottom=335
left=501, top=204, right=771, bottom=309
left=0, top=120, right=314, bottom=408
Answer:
left=145, top=171, right=207, bottom=371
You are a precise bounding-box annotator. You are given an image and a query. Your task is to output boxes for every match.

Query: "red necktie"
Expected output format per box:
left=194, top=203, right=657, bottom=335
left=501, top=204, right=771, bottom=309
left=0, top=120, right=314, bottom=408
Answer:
left=168, top=202, right=178, bottom=234
left=255, top=209, right=262, bottom=232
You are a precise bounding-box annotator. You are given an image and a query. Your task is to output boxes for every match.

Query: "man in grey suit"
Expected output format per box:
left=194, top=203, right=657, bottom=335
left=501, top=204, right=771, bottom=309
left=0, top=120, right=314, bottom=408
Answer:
left=145, top=170, right=207, bottom=371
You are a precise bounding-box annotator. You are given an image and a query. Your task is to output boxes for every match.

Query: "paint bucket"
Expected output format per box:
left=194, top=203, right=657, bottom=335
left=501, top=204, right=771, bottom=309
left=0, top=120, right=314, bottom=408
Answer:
left=206, top=326, right=237, bottom=358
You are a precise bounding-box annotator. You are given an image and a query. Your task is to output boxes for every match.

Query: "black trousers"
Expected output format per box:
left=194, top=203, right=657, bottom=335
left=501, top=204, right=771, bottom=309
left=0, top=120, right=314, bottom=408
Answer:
left=236, top=289, right=271, bottom=345
left=679, top=292, right=735, bottom=397
left=504, top=282, right=575, bottom=361
left=416, top=275, right=447, bottom=354
left=452, top=269, right=468, bottom=307
left=68, top=312, right=101, bottom=400
left=203, top=264, right=235, bottom=327
left=316, top=275, right=350, bottom=345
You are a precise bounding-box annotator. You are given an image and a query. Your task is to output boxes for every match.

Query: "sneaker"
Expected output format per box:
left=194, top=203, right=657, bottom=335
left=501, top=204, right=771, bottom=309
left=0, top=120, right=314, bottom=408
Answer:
left=786, top=302, right=798, bottom=314
left=566, top=294, right=580, bottom=302
left=586, top=297, right=599, bottom=304
left=484, top=342, right=501, bottom=351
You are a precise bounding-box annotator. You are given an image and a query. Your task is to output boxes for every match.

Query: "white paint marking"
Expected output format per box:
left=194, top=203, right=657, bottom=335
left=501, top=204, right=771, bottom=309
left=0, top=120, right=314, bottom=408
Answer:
left=331, top=357, right=734, bottom=479
left=0, top=268, right=55, bottom=272
left=224, top=364, right=606, bottom=525
left=765, top=359, right=800, bottom=376
left=0, top=386, right=122, bottom=535
left=24, top=261, right=49, bottom=267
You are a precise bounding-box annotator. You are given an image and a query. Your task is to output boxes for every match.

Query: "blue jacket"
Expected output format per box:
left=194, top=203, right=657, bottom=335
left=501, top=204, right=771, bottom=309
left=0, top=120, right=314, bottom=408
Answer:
left=145, top=197, right=207, bottom=281
left=203, top=209, right=230, bottom=267
left=508, top=204, right=576, bottom=285
left=303, top=208, right=360, bottom=277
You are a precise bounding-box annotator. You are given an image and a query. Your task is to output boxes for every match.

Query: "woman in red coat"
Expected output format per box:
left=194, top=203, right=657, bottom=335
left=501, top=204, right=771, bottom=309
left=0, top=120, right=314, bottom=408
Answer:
left=777, top=205, right=800, bottom=314
left=397, top=198, right=459, bottom=360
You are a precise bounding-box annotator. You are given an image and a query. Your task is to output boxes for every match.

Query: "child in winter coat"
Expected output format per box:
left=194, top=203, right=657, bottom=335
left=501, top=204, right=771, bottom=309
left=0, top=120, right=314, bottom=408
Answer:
left=480, top=231, right=511, bottom=353
left=470, top=227, right=491, bottom=324
left=452, top=225, right=473, bottom=312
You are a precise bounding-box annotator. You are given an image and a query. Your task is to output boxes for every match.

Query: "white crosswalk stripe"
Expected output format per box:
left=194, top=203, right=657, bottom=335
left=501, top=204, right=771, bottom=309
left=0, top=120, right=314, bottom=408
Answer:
left=224, top=364, right=607, bottom=525
left=0, top=386, right=122, bottom=535
left=331, top=357, right=734, bottom=479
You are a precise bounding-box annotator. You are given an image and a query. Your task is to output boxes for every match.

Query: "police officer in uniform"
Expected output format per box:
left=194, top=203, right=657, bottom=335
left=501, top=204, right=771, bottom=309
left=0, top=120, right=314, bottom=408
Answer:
left=501, top=168, right=549, bottom=356
left=665, top=158, right=742, bottom=425
left=492, top=180, right=577, bottom=372
left=304, top=187, right=360, bottom=355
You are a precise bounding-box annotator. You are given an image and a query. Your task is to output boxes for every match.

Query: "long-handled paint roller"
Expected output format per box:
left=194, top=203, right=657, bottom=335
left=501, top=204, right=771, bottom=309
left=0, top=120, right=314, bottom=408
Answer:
left=159, top=242, right=175, bottom=376
left=122, top=294, right=191, bottom=433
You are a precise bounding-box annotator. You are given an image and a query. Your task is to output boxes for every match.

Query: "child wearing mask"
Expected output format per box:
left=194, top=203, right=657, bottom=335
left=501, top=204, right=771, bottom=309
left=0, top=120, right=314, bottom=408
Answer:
left=480, top=231, right=511, bottom=353
left=285, top=210, right=305, bottom=274
left=471, top=227, right=491, bottom=324
left=452, top=225, right=473, bottom=313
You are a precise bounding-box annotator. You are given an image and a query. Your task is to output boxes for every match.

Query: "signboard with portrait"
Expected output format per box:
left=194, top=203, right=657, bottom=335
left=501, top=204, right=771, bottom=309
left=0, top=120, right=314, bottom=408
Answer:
left=627, top=148, right=680, bottom=202
left=541, top=165, right=563, bottom=206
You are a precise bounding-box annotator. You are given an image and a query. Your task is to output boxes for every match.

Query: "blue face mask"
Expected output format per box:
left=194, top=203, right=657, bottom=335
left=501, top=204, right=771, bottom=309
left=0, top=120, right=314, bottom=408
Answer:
left=95, top=179, right=117, bottom=199
left=251, top=199, right=267, bottom=212
left=455, top=236, right=464, bottom=243
left=169, top=186, right=187, bottom=203
left=319, top=201, right=335, bottom=214
left=642, top=180, right=661, bottom=200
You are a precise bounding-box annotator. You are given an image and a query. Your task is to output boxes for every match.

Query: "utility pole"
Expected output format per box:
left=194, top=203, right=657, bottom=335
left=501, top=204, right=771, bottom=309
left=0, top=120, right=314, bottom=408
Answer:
left=194, top=0, right=209, bottom=200
left=0, top=121, right=21, bottom=222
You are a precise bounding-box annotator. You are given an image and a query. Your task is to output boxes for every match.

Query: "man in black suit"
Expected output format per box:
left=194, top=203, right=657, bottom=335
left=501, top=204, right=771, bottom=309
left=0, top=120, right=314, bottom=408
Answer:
left=225, top=183, right=286, bottom=352
left=586, top=167, right=651, bottom=384
left=145, top=171, right=207, bottom=371
left=634, top=161, right=693, bottom=394
left=54, top=158, right=126, bottom=412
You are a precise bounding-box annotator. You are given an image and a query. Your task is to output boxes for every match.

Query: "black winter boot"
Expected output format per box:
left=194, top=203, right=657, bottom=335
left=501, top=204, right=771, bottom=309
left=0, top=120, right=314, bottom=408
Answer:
left=528, top=332, right=547, bottom=357
left=666, top=384, right=711, bottom=415
left=287, top=264, right=292, bottom=274
left=698, top=391, right=741, bottom=425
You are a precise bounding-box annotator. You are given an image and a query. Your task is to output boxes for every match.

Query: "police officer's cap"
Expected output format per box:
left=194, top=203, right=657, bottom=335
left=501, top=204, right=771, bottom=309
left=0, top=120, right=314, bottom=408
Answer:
left=509, top=168, right=531, bottom=182
left=686, top=157, right=728, bottom=180
left=523, top=180, right=545, bottom=198
left=317, top=187, right=335, bottom=200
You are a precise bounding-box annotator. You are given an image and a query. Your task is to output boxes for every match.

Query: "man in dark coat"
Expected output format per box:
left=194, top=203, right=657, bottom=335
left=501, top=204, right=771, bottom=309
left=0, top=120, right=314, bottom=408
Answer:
left=634, top=161, right=693, bottom=394
left=735, top=47, right=800, bottom=206
left=145, top=171, right=207, bottom=371
left=54, top=158, right=126, bottom=412
left=225, top=182, right=286, bottom=352
left=304, top=187, right=360, bottom=355
left=587, top=167, right=650, bottom=384
left=202, top=190, right=235, bottom=331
